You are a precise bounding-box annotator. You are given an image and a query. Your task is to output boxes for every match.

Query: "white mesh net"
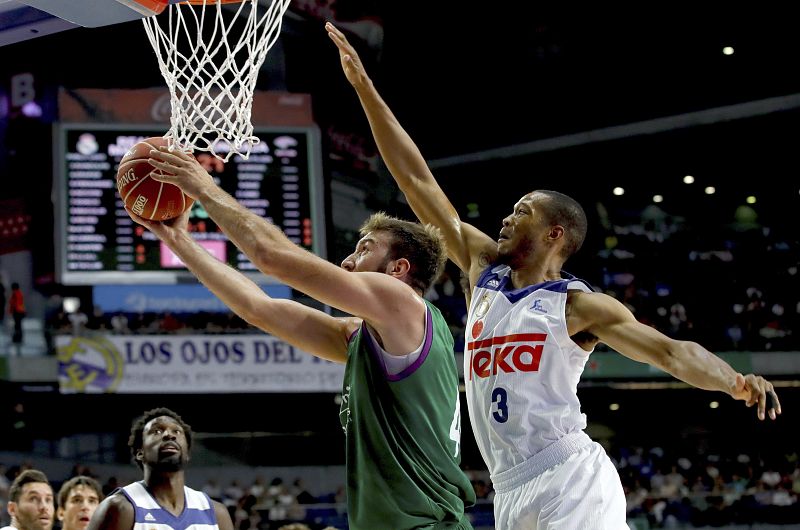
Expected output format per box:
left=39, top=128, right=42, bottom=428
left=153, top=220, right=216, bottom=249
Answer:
left=142, top=0, right=291, bottom=161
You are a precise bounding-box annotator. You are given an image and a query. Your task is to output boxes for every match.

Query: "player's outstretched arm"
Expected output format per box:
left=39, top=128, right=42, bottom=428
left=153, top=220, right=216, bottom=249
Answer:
left=86, top=494, right=134, bottom=530
left=570, top=291, right=782, bottom=421
left=326, top=22, right=496, bottom=278
left=146, top=148, right=429, bottom=336
left=127, top=207, right=353, bottom=363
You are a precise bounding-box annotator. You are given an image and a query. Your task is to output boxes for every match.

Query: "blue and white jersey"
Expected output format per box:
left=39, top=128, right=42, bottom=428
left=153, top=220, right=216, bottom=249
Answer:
left=119, top=482, right=218, bottom=530
left=464, top=264, right=595, bottom=482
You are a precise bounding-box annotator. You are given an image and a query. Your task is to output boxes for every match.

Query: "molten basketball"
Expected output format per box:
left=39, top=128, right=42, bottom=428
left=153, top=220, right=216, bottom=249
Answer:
left=116, top=137, right=194, bottom=221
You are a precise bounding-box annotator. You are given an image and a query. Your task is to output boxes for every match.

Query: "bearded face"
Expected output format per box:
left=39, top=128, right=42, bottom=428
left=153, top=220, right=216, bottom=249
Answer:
left=137, top=416, right=190, bottom=472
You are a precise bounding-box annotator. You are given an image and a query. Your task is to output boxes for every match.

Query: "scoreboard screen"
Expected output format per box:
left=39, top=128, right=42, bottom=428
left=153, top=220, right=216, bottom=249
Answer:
left=55, top=124, right=324, bottom=284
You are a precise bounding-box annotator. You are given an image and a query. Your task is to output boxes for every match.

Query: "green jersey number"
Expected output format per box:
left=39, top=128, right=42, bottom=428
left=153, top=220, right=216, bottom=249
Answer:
left=449, top=393, right=461, bottom=458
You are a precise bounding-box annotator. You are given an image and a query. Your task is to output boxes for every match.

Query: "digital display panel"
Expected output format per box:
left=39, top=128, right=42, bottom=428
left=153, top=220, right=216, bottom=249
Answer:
left=55, top=124, right=324, bottom=284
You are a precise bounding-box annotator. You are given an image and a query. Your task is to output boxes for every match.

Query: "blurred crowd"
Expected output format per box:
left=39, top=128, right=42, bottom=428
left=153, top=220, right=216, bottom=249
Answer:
left=3, top=447, right=798, bottom=530
left=592, top=203, right=798, bottom=352
left=615, top=445, right=800, bottom=527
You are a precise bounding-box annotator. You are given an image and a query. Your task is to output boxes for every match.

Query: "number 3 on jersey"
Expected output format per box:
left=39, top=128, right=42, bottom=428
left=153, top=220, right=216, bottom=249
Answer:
left=492, top=387, right=509, bottom=423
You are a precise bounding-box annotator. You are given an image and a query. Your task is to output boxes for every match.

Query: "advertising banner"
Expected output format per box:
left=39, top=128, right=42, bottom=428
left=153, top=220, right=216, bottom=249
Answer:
left=56, top=334, right=344, bottom=394
left=93, top=284, right=291, bottom=313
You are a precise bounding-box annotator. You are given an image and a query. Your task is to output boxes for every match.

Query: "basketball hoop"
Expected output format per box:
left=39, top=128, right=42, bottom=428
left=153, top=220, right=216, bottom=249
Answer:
left=142, top=0, right=291, bottom=160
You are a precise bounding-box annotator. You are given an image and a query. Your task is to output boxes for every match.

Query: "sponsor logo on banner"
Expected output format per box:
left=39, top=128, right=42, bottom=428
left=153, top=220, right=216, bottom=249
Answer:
left=57, top=336, right=125, bottom=393
left=56, top=334, right=344, bottom=394
left=94, top=284, right=291, bottom=313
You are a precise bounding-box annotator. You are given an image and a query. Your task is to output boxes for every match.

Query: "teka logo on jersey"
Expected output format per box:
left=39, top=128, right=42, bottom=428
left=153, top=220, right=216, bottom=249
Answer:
left=466, top=333, right=547, bottom=379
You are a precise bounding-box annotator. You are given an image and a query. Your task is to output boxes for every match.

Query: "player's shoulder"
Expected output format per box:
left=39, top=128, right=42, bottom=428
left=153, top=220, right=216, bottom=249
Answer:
left=566, top=289, right=634, bottom=330
left=103, top=490, right=135, bottom=512
left=211, top=498, right=234, bottom=530
left=566, top=289, right=613, bottom=308
left=87, top=491, right=135, bottom=530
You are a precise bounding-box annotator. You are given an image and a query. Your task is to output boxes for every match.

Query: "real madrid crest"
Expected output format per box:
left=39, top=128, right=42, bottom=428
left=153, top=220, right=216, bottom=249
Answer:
left=470, top=293, right=492, bottom=339
left=474, top=293, right=491, bottom=319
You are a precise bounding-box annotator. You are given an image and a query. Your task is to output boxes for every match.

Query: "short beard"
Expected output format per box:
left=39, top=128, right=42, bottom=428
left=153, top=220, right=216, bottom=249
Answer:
left=497, top=236, right=533, bottom=270
left=153, top=453, right=186, bottom=472
left=495, top=247, right=512, bottom=265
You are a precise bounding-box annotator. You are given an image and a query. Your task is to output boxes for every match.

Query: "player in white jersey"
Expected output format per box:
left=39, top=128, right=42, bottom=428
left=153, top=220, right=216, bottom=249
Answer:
left=87, top=408, right=233, bottom=530
left=327, top=23, right=783, bottom=529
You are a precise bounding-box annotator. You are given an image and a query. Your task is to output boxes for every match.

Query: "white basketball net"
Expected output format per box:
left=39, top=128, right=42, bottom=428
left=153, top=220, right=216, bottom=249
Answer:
left=142, top=0, right=291, bottom=161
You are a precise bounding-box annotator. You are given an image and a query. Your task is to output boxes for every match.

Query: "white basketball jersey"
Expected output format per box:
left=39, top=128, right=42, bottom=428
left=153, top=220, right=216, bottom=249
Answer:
left=119, top=482, right=218, bottom=530
left=465, top=264, right=594, bottom=480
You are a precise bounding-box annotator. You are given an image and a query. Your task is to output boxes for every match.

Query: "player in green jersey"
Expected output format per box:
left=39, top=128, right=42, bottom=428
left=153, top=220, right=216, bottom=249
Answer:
left=126, top=152, right=476, bottom=528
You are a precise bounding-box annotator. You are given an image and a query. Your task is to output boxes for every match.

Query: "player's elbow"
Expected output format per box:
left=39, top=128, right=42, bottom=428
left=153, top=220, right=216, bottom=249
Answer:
left=239, top=298, right=276, bottom=333
left=248, top=241, right=284, bottom=276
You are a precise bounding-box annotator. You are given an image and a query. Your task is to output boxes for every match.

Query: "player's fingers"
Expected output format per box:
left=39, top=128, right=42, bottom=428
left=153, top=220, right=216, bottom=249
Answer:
left=326, top=25, right=355, bottom=54
left=157, top=145, right=194, bottom=162
left=151, top=148, right=187, bottom=166
left=124, top=207, right=153, bottom=228
left=766, top=383, right=781, bottom=419
left=327, top=31, right=350, bottom=55
left=325, top=21, right=345, bottom=39
left=745, top=387, right=757, bottom=407
left=147, top=159, right=179, bottom=180
left=742, top=374, right=757, bottom=407
left=753, top=377, right=767, bottom=420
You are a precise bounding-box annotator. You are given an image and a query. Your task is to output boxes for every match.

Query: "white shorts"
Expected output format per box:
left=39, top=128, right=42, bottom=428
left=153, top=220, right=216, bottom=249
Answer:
left=492, top=442, right=629, bottom=530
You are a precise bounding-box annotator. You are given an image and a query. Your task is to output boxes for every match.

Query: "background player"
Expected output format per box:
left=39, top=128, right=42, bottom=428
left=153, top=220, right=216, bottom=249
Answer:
left=87, top=408, right=234, bottom=530
left=57, top=476, right=103, bottom=530
left=2, top=470, right=54, bottom=530
left=326, top=21, right=782, bottom=529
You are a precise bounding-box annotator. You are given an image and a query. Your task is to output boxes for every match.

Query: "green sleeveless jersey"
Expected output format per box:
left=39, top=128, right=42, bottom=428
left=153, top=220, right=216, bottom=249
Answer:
left=339, top=300, right=475, bottom=530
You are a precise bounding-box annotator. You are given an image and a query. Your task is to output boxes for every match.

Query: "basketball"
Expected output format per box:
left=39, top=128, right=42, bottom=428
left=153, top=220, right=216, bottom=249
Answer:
left=116, top=136, right=194, bottom=221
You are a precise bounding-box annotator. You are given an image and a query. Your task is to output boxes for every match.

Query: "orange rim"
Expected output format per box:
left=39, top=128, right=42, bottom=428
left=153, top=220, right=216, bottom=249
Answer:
left=133, top=0, right=169, bottom=14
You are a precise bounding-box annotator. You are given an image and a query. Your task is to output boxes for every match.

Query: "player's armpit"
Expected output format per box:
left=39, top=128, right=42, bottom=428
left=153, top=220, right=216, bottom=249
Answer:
left=568, top=291, right=675, bottom=368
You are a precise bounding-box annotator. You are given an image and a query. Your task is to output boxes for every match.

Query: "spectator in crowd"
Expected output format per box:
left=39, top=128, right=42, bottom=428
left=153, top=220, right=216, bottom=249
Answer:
left=0, top=280, right=6, bottom=330
left=201, top=479, right=222, bottom=502
left=100, top=478, right=117, bottom=499
left=67, top=308, right=89, bottom=338
left=8, top=283, right=25, bottom=353
left=56, top=476, right=103, bottom=530
left=290, top=479, right=315, bottom=505
left=2, top=469, right=53, bottom=530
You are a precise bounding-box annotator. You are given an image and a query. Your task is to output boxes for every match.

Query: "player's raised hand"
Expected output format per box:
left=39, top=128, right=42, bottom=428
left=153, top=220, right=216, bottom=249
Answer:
left=730, top=373, right=782, bottom=420
left=125, top=204, right=192, bottom=246
left=148, top=146, right=216, bottom=201
left=326, top=22, right=370, bottom=89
